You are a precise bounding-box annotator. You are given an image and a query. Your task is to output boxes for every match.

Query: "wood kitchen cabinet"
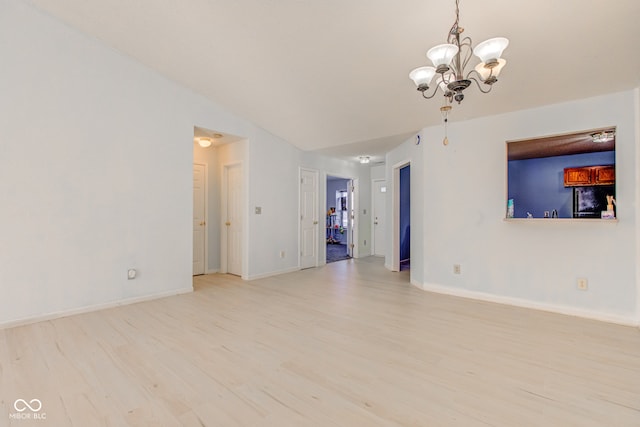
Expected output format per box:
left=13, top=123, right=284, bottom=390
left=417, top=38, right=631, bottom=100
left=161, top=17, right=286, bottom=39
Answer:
left=564, top=165, right=615, bottom=187
left=593, top=165, right=615, bottom=185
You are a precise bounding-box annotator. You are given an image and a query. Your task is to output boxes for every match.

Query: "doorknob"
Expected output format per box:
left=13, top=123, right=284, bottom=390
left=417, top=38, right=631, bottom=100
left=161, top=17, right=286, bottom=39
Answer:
left=313, top=221, right=318, bottom=225
left=200, top=221, right=206, bottom=226
left=374, top=221, right=378, bottom=225
left=225, top=221, right=231, bottom=226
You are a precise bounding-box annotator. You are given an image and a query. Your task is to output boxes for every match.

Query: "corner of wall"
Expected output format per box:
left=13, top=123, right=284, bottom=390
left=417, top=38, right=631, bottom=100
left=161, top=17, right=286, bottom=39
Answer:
left=634, top=86, right=640, bottom=327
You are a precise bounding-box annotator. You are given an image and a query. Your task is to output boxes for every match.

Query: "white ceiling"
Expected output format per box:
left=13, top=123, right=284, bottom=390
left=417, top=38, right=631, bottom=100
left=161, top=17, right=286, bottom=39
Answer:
left=27, top=0, right=640, bottom=163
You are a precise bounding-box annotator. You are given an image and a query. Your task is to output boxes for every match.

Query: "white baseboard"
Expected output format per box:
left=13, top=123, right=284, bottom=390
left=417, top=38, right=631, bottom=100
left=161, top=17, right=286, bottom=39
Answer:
left=0, top=287, right=193, bottom=330
left=420, top=282, right=638, bottom=328
left=246, top=266, right=301, bottom=281
left=205, top=268, right=220, bottom=274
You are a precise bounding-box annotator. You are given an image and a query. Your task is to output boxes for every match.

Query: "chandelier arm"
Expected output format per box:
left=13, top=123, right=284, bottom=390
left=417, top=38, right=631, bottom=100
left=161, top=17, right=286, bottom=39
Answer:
left=458, top=36, right=474, bottom=72
left=468, top=75, right=493, bottom=94
left=419, top=85, right=442, bottom=100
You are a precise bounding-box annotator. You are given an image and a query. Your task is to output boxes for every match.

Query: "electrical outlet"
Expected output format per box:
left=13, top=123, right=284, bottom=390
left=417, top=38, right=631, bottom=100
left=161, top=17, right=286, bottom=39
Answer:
left=577, top=278, right=588, bottom=290
left=279, top=251, right=285, bottom=258
left=453, top=264, right=461, bottom=275
left=127, top=269, right=137, bottom=280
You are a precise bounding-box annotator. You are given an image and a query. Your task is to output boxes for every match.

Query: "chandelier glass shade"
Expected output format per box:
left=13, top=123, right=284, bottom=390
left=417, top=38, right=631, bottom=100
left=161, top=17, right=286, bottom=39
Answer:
left=409, top=0, right=508, bottom=107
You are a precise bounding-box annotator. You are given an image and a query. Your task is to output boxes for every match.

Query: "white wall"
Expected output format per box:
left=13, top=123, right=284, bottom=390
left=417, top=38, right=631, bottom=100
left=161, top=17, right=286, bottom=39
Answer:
left=412, top=90, right=638, bottom=325
left=0, top=0, right=195, bottom=325
left=370, top=164, right=385, bottom=181
left=244, top=130, right=300, bottom=278
left=0, top=1, right=373, bottom=325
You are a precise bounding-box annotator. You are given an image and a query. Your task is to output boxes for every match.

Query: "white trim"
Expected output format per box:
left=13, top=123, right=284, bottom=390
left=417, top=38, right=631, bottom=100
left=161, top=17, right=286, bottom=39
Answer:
left=419, top=281, right=639, bottom=328
left=351, top=178, right=359, bottom=259
left=246, top=266, right=301, bottom=281
left=205, top=268, right=220, bottom=275
left=0, top=288, right=193, bottom=330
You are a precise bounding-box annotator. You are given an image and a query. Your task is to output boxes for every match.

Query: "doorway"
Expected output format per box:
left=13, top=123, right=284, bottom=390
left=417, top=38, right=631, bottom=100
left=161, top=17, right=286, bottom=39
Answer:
left=326, top=175, right=353, bottom=263
left=399, top=165, right=410, bottom=271
left=391, top=161, right=410, bottom=272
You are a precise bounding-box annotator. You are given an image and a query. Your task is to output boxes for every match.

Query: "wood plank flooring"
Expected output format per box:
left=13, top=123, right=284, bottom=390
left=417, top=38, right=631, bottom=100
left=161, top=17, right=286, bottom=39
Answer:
left=1, top=257, right=639, bottom=426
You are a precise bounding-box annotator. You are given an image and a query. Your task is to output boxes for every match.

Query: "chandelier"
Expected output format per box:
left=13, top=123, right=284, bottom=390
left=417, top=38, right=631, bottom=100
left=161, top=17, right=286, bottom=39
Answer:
left=409, top=0, right=509, bottom=112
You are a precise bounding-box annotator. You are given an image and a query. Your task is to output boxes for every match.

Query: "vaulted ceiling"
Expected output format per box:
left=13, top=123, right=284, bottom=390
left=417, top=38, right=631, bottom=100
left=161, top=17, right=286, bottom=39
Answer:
left=27, top=0, right=640, bottom=162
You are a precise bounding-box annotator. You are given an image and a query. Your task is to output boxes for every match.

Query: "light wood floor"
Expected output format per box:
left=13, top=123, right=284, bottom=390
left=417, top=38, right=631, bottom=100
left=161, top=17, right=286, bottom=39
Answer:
left=1, top=257, right=639, bottom=426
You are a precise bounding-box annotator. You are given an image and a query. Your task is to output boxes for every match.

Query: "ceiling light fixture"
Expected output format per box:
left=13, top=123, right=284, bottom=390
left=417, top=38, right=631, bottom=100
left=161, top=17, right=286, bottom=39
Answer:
left=197, top=137, right=213, bottom=148
left=409, top=0, right=509, bottom=129
left=590, top=130, right=615, bottom=143
left=359, top=156, right=370, bottom=164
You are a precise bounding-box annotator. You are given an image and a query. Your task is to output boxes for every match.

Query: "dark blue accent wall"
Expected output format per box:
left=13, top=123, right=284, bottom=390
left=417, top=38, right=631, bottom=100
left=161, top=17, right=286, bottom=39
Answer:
left=508, top=151, right=614, bottom=218
left=400, top=165, right=410, bottom=260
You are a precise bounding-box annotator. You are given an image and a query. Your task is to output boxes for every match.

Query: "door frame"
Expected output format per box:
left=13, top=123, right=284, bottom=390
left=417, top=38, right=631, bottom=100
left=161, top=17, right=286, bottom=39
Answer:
left=325, top=173, right=358, bottom=261
left=350, top=178, right=359, bottom=259
left=391, top=160, right=410, bottom=272
left=193, top=162, right=208, bottom=275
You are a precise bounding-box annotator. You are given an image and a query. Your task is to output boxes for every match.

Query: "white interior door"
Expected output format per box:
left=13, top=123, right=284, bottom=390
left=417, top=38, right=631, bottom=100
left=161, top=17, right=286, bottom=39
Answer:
left=372, top=179, right=386, bottom=257
left=225, top=164, right=243, bottom=276
left=300, top=169, right=318, bottom=269
left=193, top=164, right=206, bottom=275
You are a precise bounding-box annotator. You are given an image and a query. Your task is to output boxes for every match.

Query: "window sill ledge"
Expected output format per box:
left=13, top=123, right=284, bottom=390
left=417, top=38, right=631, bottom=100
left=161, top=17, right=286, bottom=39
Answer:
left=503, top=218, right=618, bottom=223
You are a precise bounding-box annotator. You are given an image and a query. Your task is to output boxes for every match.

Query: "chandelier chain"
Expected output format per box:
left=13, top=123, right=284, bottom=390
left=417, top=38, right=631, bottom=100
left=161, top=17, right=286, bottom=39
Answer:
left=451, top=0, right=460, bottom=36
